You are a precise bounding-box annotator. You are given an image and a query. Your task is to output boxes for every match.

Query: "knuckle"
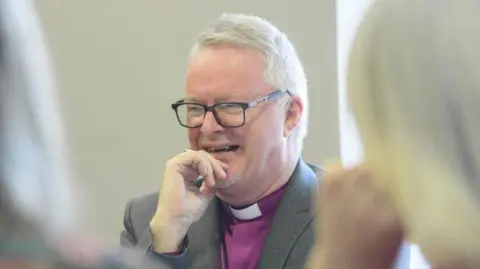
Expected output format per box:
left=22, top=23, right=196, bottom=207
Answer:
left=199, top=150, right=210, bottom=158
left=201, top=151, right=214, bottom=161
left=166, top=158, right=178, bottom=169
left=199, top=151, right=215, bottom=164
left=184, top=150, right=202, bottom=163
left=166, top=151, right=197, bottom=169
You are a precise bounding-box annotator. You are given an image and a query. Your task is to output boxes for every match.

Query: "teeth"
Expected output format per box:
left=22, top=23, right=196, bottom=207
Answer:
left=206, top=146, right=238, bottom=153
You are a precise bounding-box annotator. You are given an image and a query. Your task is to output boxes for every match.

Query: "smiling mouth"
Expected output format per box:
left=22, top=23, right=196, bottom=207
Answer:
left=205, top=145, right=240, bottom=153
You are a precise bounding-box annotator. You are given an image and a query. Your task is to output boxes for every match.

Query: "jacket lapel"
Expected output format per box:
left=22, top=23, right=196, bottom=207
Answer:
left=258, top=160, right=319, bottom=269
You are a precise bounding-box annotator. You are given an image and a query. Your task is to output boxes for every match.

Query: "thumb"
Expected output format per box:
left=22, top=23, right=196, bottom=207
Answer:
left=199, top=184, right=216, bottom=198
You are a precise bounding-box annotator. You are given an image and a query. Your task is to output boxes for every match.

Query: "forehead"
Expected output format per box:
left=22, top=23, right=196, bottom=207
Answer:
left=185, top=46, right=270, bottom=102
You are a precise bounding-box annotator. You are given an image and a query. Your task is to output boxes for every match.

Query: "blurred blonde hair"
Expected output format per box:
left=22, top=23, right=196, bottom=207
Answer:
left=0, top=2, right=169, bottom=268
left=0, top=0, right=74, bottom=237
left=348, top=0, right=480, bottom=265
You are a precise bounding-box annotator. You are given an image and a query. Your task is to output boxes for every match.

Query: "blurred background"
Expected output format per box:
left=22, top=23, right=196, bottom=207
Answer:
left=37, top=0, right=339, bottom=245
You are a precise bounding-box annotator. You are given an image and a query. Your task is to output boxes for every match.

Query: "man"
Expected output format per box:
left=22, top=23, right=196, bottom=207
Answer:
left=120, top=13, right=318, bottom=269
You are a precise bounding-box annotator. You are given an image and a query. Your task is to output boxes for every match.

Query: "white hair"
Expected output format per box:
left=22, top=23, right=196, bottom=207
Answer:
left=189, top=13, right=308, bottom=152
left=349, top=0, right=480, bottom=266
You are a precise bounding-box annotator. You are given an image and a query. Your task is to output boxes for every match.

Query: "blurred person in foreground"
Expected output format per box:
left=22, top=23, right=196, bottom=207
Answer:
left=307, top=0, right=480, bottom=268
left=0, top=0, right=165, bottom=268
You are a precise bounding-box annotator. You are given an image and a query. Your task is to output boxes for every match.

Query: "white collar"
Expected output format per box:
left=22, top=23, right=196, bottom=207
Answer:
left=229, top=203, right=262, bottom=220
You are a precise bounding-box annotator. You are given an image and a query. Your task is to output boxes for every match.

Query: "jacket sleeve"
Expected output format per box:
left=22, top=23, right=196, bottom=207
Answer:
left=120, top=198, right=190, bottom=269
left=144, top=236, right=190, bottom=269
left=120, top=199, right=138, bottom=248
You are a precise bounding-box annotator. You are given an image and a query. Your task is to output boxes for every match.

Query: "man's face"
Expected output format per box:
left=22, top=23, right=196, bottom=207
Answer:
left=184, top=46, right=299, bottom=199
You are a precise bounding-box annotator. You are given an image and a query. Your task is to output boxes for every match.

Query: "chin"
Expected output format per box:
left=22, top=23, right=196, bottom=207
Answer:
left=216, top=169, right=241, bottom=189
left=215, top=179, right=236, bottom=189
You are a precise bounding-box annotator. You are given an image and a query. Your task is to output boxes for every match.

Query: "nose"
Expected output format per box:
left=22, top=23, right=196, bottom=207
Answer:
left=200, top=111, right=224, bottom=135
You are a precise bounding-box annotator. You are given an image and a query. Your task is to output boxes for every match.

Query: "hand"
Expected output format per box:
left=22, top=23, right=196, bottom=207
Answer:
left=307, top=163, right=403, bottom=269
left=149, top=150, right=228, bottom=252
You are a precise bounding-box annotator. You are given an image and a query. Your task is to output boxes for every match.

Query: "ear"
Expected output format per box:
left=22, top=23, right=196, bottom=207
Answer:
left=284, top=96, right=303, bottom=137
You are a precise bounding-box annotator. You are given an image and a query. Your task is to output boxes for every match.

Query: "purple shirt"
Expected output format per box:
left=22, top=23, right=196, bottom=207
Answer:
left=218, top=185, right=287, bottom=269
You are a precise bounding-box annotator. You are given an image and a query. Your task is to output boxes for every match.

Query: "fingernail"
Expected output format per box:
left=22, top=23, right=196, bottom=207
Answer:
left=199, top=185, right=214, bottom=196
left=199, top=185, right=207, bottom=194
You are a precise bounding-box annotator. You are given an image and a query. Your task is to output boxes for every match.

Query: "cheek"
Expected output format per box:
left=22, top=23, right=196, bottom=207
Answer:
left=255, top=113, right=284, bottom=142
left=243, top=121, right=276, bottom=153
left=187, top=129, right=200, bottom=149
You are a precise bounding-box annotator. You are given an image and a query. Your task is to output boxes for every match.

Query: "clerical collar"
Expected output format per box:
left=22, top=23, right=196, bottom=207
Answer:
left=222, top=183, right=288, bottom=221
left=229, top=203, right=262, bottom=220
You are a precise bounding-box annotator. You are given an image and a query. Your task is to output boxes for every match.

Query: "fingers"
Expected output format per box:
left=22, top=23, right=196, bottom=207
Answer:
left=172, top=150, right=228, bottom=190
left=319, top=163, right=393, bottom=222
left=321, top=163, right=373, bottom=196
left=205, top=153, right=228, bottom=187
left=320, top=162, right=349, bottom=199
left=322, top=163, right=402, bottom=232
left=315, top=161, right=404, bottom=269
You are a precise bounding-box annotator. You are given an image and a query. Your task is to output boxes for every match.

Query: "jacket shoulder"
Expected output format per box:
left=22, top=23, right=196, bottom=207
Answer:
left=124, top=192, right=159, bottom=238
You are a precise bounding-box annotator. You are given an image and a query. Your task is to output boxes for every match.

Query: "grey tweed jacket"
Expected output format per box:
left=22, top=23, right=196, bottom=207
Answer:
left=120, top=160, right=411, bottom=269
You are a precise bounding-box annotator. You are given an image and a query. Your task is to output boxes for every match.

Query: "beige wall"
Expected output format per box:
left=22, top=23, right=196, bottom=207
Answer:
left=37, top=0, right=339, bottom=245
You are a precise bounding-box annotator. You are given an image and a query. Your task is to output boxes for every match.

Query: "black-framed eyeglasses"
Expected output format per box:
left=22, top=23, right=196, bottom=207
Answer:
left=171, top=90, right=291, bottom=128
